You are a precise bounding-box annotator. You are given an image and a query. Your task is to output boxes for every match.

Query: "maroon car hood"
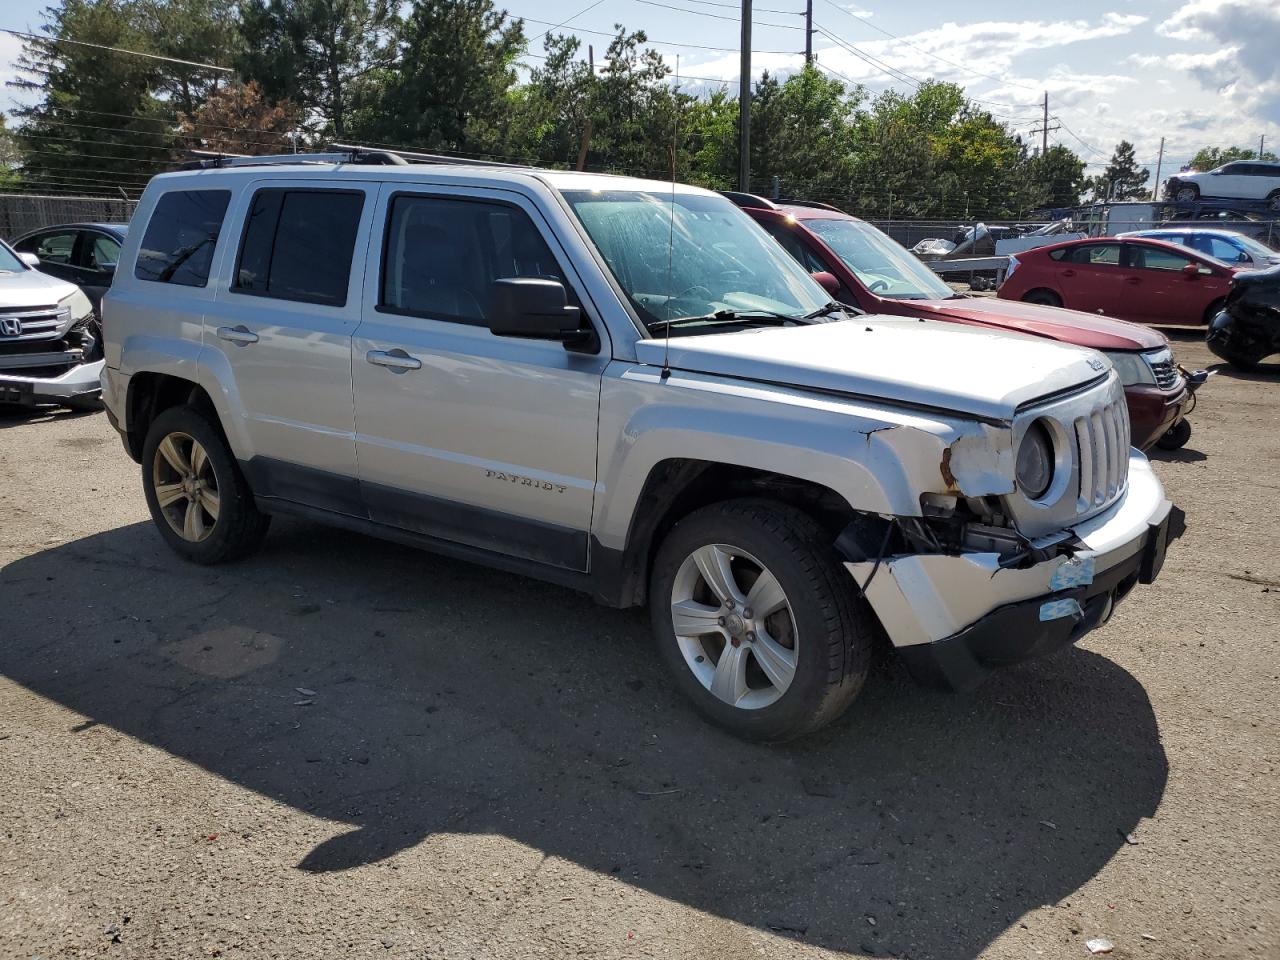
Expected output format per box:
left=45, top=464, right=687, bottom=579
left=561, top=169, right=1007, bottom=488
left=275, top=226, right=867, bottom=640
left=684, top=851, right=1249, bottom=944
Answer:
left=912, top=297, right=1165, bottom=351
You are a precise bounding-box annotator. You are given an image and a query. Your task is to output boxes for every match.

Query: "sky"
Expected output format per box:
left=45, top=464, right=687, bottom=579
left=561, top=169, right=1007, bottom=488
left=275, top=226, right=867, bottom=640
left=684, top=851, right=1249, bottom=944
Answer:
left=2, top=0, right=1278, bottom=178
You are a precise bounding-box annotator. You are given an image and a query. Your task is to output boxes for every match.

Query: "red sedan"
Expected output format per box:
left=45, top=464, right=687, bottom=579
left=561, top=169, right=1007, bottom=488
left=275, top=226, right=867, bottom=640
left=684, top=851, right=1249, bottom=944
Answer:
left=726, top=194, right=1193, bottom=451
left=998, top=236, right=1237, bottom=326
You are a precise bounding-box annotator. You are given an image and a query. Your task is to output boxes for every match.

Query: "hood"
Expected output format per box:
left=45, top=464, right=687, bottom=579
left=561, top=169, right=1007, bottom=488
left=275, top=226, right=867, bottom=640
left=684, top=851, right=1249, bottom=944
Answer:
left=636, top=316, right=1108, bottom=422
left=914, top=296, right=1165, bottom=351
left=0, top=266, right=78, bottom=307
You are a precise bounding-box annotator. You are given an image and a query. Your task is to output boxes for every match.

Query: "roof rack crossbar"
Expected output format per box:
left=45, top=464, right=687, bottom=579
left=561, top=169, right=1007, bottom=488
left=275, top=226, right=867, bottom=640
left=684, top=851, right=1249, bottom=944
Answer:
left=329, top=143, right=530, bottom=169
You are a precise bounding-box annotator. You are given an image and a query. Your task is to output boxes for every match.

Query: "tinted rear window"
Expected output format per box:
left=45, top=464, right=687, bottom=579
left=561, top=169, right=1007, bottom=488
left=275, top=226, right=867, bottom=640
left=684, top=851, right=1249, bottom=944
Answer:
left=134, top=190, right=231, bottom=287
left=234, top=189, right=365, bottom=306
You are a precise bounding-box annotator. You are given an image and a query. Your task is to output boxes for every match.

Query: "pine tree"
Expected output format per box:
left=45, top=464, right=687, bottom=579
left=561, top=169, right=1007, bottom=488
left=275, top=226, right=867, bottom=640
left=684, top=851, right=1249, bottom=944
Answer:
left=1096, top=140, right=1150, bottom=201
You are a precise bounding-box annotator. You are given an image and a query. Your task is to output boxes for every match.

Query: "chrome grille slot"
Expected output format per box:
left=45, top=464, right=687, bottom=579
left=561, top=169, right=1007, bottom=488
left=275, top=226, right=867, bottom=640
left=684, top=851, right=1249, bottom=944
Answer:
left=1074, top=394, right=1129, bottom=511
left=1148, top=357, right=1179, bottom=390
left=0, top=306, right=65, bottom=343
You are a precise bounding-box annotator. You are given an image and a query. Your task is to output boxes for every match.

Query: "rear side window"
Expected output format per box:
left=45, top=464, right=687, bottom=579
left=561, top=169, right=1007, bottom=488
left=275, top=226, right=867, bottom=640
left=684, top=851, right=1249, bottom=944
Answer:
left=234, top=189, right=365, bottom=306
left=134, top=190, right=231, bottom=287
left=1054, top=243, right=1119, bottom=266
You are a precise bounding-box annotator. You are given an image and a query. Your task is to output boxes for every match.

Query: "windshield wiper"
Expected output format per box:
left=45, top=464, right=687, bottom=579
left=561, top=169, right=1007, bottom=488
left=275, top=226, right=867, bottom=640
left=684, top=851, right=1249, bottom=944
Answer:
left=804, top=301, right=863, bottom=319
left=646, top=308, right=813, bottom=332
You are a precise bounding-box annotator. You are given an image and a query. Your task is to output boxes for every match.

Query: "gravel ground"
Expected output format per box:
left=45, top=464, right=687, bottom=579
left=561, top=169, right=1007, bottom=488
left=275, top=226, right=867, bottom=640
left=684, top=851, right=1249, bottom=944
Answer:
left=1, top=335, right=1277, bottom=960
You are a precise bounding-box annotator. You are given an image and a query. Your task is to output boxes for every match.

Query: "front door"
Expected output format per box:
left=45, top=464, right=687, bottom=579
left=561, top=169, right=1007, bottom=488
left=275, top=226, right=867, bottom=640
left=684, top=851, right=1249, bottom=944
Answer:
left=201, top=180, right=376, bottom=514
left=1119, top=243, right=1229, bottom=325
left=351, top=186, right=608, bottom=571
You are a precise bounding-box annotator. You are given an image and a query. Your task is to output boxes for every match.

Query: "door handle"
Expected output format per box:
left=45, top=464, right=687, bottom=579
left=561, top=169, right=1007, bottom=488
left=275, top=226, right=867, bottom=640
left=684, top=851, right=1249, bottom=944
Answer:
left=366, top=348, right=422, bottom=371
left=1061, top=269, right=1075, bottom=277
left=216, top=324, right=259, bottom=345
left=1125, top=277, right=1141, bottom=285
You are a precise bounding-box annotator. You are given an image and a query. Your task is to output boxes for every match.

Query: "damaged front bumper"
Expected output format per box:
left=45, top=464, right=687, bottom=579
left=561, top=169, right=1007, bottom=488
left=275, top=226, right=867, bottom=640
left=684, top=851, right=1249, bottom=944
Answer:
left=847, top=453, right=1178, bottom=691
left=0, top=358, right=105, bottom=405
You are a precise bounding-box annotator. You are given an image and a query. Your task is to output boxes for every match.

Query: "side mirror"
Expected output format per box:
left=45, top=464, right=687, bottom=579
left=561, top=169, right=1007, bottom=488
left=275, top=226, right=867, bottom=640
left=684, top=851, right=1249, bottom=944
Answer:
left=18, top=252, right=39, bottom=268
left=810, top=271, right=841, bottom=296
left=1181, top=262, right=1205, bottom=278
left=488, top=278, right=593, bottom=347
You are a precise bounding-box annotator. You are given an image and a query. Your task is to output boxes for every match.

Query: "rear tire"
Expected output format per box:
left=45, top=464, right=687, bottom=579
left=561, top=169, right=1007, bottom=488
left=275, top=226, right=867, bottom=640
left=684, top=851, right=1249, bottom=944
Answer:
left=141, top=406, right=269, bottom=564
left=1156, top=419, right=1192, bottom=450
left=648, top=499, right=876, bottom=741
left=1022, top=289, right=1062, bottom=307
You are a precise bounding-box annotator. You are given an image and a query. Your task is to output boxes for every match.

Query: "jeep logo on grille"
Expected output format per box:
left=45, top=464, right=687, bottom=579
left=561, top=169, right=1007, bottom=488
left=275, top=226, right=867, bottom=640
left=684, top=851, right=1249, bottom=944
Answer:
left=0, top=318, right=21, bottom=336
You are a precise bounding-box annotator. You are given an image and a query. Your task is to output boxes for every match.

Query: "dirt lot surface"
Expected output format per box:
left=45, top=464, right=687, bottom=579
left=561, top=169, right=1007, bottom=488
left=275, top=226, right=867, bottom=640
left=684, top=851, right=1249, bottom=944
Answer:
left=1, top=335, right=1277, bottom=960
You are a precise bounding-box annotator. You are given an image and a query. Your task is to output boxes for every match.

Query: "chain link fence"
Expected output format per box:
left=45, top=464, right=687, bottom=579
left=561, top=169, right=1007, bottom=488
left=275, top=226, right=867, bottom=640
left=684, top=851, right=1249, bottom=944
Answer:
left=0, top=194, right=137, bottom=240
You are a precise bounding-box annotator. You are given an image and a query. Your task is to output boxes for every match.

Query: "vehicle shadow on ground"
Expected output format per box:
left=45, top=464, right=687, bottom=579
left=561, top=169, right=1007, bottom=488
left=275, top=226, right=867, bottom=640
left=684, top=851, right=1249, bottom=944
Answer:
left=0, top=519, right=1169, bottom=959
left=0, top=405, right=100, bottom=428
left=1206, top=360, right=1280, bottom=380
left=1148, top=445, right=1208, bottom=463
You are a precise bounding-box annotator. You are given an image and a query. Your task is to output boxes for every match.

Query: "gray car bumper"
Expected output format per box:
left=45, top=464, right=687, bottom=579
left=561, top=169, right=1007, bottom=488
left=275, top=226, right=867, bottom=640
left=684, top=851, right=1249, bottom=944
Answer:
left=0, top=359, right=105, bottom=405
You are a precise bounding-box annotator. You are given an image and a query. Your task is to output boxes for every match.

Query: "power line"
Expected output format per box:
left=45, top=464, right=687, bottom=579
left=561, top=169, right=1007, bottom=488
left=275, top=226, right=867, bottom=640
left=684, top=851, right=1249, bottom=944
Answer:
left=526, top=0, right=611, bottom=45
left=1, top=27, right=233, bottom=72
left=812, top=0, right=1039, bottom=92
left=519, top=17, right=795, bottom=53
left=812, top=23, right=920, bottom=87
left=634, top=0, right=803, bottom=30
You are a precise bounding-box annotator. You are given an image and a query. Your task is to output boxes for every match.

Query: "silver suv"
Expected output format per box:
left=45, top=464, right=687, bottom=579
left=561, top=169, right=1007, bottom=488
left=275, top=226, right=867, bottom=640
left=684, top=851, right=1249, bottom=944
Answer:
left=100, top=151, right=1178, bottom=739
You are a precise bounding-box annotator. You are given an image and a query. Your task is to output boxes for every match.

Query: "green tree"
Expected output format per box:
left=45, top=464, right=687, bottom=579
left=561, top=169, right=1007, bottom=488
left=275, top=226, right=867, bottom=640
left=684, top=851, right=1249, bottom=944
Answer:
left=238, top=0, right=395, bottom=139
left=10, top=0, right=174, bottom=195
left=140, top=0, right=241, bottom=116
left=1189, top=144, right=1277, bottom=170
left=1028, top=144, right=1086, bottom=208
left=353, top=0, right=524, bottom=153
left=1093, top=140, right=1149, bottom=201
left=0, top=116, right=21, bottom=190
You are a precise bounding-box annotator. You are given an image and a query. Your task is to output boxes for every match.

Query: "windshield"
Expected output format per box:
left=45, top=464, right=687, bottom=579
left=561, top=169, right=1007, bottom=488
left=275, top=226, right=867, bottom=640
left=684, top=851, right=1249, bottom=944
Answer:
left=0, top=243, right=26, bottom=274
left=804, top=218, right=955, bottom=300
left=1236, top=234, right=1280, bottom=258
left=562, top=190, right=831, bottom=329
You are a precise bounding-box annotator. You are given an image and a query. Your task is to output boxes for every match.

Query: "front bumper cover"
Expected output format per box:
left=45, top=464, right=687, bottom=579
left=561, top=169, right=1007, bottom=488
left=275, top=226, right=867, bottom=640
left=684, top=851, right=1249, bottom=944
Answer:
left=847, top=452, right=1177, bottom=690
left=0, top=358, right=104, bottom=405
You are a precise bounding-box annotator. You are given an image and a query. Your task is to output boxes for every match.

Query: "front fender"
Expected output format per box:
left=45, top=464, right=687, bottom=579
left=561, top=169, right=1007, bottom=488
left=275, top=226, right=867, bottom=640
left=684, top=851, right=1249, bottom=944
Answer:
left=592, top=364, right=1004, bottom=550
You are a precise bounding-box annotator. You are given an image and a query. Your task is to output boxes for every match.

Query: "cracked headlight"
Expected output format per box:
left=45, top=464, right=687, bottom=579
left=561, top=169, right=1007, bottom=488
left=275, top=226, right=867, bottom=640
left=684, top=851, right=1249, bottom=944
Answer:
left=57, top=289, right=93, bottom=324
left=1103, top=351, right=1157, bottom=387
left=1015, top=419, right=1054, bottom=500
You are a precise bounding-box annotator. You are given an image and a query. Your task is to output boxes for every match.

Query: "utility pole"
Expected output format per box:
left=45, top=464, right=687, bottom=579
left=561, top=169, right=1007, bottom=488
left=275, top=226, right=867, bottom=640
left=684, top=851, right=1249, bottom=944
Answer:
left=804, top=0, right=813, bottom=64
left=1152, top=136, right=1165, bottom=201
left=1261, top=134, right=1267, bottom=159
left=1029, top=91, right=1060, bottom=157
left=588, top=44, right=594, bottom=73
left=738, top=0, right=751, bottom=191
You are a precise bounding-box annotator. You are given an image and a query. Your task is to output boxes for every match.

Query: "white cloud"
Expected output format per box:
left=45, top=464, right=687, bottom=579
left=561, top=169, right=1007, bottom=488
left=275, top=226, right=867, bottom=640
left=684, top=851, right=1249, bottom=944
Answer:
left=1154, top=0, right=1280, bottom=123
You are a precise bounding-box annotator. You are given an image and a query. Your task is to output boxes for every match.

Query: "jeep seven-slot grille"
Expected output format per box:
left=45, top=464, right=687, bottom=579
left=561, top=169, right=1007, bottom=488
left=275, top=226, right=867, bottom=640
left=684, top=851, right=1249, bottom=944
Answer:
left=1148, top=355, right=1180, bottom=391
left=1074, top=396, right=1130, bottom=512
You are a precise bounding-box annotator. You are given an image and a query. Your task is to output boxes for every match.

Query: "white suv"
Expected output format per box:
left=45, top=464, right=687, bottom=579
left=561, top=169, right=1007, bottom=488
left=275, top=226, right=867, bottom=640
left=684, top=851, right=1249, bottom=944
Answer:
left=100, top=150, right=1178, bottom=739
left=1166, top=160, right=1280, bottom=210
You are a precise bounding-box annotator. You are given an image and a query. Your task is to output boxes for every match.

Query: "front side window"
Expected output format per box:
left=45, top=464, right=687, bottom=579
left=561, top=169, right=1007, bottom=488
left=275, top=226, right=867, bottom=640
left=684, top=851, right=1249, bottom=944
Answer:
left=0, top=242, right=24, bottom=273
left=562, top=190, right=829, bottom=328
left=380, top=195, right=572, bottom=326
left=135, top=190, right=231, bottom=287
left=27, top=231, right=77, bottom=265
left=1131, top=245, right=1194, bottom=271
left=804, top=218, right=955, bottom=299
left=234, top=189, right=365, bottom=306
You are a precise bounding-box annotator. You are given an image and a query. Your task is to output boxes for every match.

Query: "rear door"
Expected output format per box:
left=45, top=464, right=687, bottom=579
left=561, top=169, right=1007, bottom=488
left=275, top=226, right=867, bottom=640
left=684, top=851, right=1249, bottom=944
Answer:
left=201, top=180, right=376, bottom=514
left=351, top=185, right=607, bottom=570
left=1118, top=242, right=1229, bottom=325
left=1051, top=242, right=1126, bottom=314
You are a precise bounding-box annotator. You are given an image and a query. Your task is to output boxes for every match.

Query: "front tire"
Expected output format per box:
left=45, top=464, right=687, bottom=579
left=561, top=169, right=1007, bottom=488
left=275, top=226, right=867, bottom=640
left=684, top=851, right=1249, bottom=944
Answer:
left=1156, top=419, right=1192, bottom=450
left=1174, top=185, right=1199, bottom=203
left=141, top=406, right=269, bottom=564
left=649, top=499, right=876, bottom=741
left=1268, top=191, right=1280, bottom=213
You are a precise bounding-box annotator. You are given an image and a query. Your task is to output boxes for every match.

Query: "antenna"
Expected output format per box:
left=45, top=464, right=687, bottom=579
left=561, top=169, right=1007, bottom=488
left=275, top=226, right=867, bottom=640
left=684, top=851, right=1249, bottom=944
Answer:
left=663, top=54, right=680, bottom=379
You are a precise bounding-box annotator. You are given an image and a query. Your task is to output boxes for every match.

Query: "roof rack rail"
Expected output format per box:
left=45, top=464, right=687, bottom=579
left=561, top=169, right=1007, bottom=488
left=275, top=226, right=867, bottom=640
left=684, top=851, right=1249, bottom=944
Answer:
left=180, top=148, right=405, bottom=170
left=329, top=143, right=530, bottom=169
left=777, top=198, right=846, bottom=213
left=720, top=190, right=778, bottom=210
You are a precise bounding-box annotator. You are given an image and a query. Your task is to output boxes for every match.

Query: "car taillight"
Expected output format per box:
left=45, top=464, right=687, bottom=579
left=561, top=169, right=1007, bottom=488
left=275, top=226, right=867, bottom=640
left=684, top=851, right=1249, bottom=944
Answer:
left=1005, top=256, right=1020, bottom=282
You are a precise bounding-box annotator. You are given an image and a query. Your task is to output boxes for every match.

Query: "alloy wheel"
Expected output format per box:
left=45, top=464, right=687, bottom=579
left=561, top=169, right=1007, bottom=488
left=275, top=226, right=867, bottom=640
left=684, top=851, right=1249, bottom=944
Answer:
left=669, top=543, right=798, bottom=709
left=152, top=431, right=220, bottom=542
